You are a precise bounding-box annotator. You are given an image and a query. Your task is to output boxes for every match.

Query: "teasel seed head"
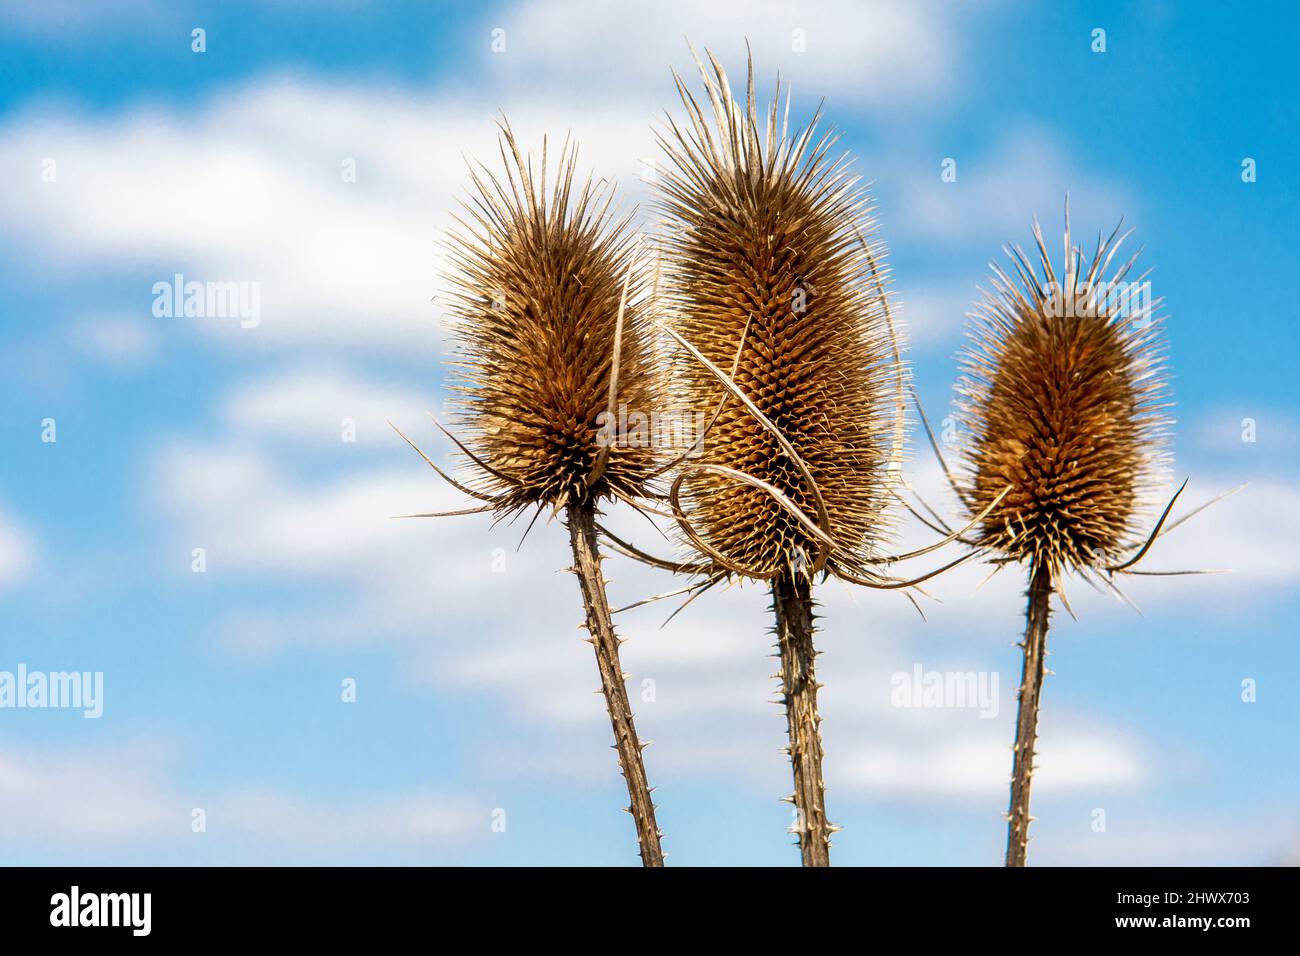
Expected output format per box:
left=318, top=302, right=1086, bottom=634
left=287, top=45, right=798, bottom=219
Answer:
left=954, top=206, right=1172, bottom=580
left=442, top=121, right=663, bottom=518
left=654, top=50, right=904, bottom=582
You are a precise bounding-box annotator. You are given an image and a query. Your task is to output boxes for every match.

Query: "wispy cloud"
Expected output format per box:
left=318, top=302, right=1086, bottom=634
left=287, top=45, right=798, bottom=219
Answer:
left=1033, top=810, right=1300, bottom=866
left=4, top=0, right=1288, bottom=864
left=838, top=733, right=1143, bottom=798
left=884, top=125, right=1136, bottom=247
left=221, top=367, right=430, bottom=446
left=67, top=314, right=160, bottom=368
left=219, top=789, right=482, bottom=847
left=0, top=739, right=175, bottom=842
left=0, top=0, right=177, bottom=38
left=1187, top=406, right=1300, bottom=458
left=490, top=0, right=966, bottom=107
left=144, top=370, right=1300, bottom=812
left=0, top=736, right=483, bottom=855
left=0, top=76, right=651, bottom=353
left=0, top=504, right=35, bottom=588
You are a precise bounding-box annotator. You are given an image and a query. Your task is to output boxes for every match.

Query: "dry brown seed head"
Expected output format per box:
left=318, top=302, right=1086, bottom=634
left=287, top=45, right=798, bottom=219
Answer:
left=954, top=213, right=1171, bottom=577
left=655, top=50, right=902, bottom=581
left=442, top=122, right=663, bottom=516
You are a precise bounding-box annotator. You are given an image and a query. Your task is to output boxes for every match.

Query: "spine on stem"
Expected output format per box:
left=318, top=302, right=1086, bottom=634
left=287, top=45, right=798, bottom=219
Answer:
left=567, top=500, right=665, bottom=867
left=772, top=568, right=833, bottom=867
left=1005, top=561, right=1053, bottom=867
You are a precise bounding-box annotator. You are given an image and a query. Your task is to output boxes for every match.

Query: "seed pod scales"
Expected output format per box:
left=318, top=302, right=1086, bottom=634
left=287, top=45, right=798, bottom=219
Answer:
left=954, top=212, right=1172, bottom=578
left=442, top=122, right=662, bottom=516
left=655, top=51, right=902, bottom=580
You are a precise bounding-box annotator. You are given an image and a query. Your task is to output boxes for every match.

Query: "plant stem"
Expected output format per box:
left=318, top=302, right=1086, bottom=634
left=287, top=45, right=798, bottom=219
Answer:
left=772, top=567, right=832, bottom=866
left=566, top=499, right=665, bottom=867
left=1005, top=560, right=1053, bottom=867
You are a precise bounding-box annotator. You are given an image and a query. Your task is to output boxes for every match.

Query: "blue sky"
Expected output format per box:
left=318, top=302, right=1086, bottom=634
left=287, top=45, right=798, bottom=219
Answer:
left=0, top=0, right=1297, bottom=866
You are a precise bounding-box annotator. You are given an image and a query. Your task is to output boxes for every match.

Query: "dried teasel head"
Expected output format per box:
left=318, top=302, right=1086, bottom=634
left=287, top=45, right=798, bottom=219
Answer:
left=441, top=121, right=663, bottom=518
left=954, top=207, right=1172, bottom=582
left=653, top=50, right=904, bottom=582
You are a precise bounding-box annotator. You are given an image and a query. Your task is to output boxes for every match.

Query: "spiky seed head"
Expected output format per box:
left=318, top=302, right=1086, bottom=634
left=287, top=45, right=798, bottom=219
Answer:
left=954, top=210, right=1171, bottom=578
left=442, top=122, right=662, bottom=516
left=654, top=50, right=902, bottom=581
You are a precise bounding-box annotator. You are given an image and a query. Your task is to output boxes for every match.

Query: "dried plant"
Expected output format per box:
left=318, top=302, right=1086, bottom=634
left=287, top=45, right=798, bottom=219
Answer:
left=624, top=49, right=986, bottom=866
left=396, top=121, right=667, bottom=865
left=944, top=206, right=1212, bottom=866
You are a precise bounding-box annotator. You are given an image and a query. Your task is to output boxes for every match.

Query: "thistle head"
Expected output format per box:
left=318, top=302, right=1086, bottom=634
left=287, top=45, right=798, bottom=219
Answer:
left=954, top=208, right=1171, bottom=579
left=442, top=122, right=662, bottom=517
left=654, top=49, right=903, bottom=581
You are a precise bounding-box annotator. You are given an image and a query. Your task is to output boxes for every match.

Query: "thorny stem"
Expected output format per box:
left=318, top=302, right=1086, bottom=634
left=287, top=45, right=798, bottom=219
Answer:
left=566, top=500, right=665, bottom=867
left=772, top=567, right=833, bottom=866
left=1005, top=560, right=1053, bottom=867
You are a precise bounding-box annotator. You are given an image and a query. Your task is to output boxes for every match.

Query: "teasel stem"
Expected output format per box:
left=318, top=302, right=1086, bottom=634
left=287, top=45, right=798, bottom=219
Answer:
left=1005, top=560, right=1053, bottom=866
left=566, top=499, right=665, bottom=867
left=772, top=566, right=832, bottom=866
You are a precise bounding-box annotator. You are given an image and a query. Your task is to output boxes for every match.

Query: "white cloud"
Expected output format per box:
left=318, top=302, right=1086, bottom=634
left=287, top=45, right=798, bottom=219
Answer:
left=1137, top=479, right=1300, bottom=585
left=0, top=740, right=175, bottom=841
left=148, top=417, right=574, bottom=657
left=892, top=279, right=981, bottom=350
left=0, top=506, right=35, bottom=588
left=493, top=0, right=965, bottom=107
left=0, top=0, right=176, bottom=37
left=0, top=737, right=481, bottom=852
left=1188, top=406, right=1299, bottom=455
left=838, top=733, right=1142, bottom=798
left=148, top=373, right=1300, bottom=806
left=219, top=789, right=481, bottom=845
left=0, top=18, right=1221, bottom=817
left=871, top=459, right=1300, bottom=609
left=153, top=443, right=465, bottom=578
left=885, top=125, right=1136, bottom=246
left=5, top=0, right=1285, bottom=864
left=221, top=367, right=429, bottom=445
left=0, top=76, right=652, bottom=353
left=0, top=3, right=1049, bottom=364
left=68, top=314, right=160, bottom=367
left=1033, top=812, right=1299, bottom=866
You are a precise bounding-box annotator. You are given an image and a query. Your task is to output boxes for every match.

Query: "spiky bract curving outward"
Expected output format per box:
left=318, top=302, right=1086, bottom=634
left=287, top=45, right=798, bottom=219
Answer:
left=442, top=122, right=662, bottom=517
left=654, top=51, right=903, bottom=582
left=954, top=212, right=1172, bottom=579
